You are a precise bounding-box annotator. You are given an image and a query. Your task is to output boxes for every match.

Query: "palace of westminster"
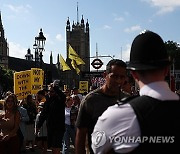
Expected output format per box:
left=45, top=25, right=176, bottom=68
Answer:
left=0, top=11, right=98, bottom=89
left=1, top=9, right=180, bottom=92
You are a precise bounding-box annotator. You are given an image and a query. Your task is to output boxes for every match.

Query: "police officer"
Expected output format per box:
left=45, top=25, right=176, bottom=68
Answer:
left=91, top=30, right=180, bottom=154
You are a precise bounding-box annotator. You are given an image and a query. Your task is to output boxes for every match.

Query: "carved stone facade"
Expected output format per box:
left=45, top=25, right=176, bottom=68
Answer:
left=63, top=16, right=90, bottom=88
left=0, top=11, right=91, bottom=89
left=0, top=12, right=8, bottom=68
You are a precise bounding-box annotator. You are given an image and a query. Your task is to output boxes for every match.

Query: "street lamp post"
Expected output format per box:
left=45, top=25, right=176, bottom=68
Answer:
left=33, top=38, right=38, bottom=68
left=33, top=28, right=46, bottom=69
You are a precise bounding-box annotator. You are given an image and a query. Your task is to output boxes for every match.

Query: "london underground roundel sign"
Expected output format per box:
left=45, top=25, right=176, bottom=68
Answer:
left=91, top=58, right=103, bottom=69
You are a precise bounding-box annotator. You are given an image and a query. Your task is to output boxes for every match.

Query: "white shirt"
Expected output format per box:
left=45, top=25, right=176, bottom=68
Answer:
left=65, top=107, right=71, bottom=125
left=91, top=81, right=179, bottom=154
left=18, top=106, right=29, bottom=138
left=71, top=93, right=83, bottom=101
left=35, top=112, right=47, bottom=137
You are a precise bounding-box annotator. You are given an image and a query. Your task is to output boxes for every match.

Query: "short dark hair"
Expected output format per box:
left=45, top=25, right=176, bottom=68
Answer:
left=106, top=59, right=127, bottom=74
left=53, top=86, right=61, bottom=94
left=37, top=89, right=45, bottom=96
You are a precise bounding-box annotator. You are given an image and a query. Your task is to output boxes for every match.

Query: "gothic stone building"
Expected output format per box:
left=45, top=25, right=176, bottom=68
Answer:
left=0, top=12, right=8, bottom=68
left=0, top=11, right=91, bottom=90
left=0, top=12, right=60, bottom=87
left=62, top=16, right=90, bottom=88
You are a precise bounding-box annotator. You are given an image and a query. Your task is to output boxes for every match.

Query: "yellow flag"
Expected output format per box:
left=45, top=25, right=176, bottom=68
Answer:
left=60, top=54, right=71, bottom=71
left=69, top=44, right=85, bottom=65
left=71, top=59, right=80, bottom=75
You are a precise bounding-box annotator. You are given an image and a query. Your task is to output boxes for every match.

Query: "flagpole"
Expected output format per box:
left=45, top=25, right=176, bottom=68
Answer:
left=77, top=2, right=79, bottom=23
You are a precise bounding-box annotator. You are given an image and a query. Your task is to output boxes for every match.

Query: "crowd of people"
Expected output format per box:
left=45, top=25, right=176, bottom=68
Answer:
left=0, top=83, right=85, bottom=154
left=0, top=30, right=179, bottom=154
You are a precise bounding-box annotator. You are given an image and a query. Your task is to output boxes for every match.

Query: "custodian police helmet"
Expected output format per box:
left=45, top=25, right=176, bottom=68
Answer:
left=127, top=30, right=171, bottom=70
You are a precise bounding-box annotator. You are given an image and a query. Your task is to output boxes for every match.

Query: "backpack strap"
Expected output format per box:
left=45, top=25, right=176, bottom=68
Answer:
left=117, top=95, right=139, bottom=106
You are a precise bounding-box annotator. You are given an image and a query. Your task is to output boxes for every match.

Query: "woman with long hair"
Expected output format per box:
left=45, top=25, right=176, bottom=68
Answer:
left=0, top=94, right=21, bottom=154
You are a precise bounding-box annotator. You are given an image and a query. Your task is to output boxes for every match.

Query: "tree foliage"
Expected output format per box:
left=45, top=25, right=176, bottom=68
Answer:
left=165, top=40, right=180, bottom=69
left=0, top=66, right=14, bottom=92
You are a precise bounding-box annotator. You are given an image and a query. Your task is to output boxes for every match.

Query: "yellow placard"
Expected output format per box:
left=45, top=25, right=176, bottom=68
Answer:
left=14, top=68, right=44, bottom=100
left=14, top=70, right=31, bottom=100
left=31, top=68, right=44, bottom=94
left=79, top=81, right=88, bottom=94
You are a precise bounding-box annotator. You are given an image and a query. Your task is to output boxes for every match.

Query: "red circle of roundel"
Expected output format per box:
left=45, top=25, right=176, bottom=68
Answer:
left=91, top=58, right=103, bottom=69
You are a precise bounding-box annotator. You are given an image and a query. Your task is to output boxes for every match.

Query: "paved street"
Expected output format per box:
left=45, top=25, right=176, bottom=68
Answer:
left=21, top=146, right=52, bottom=154
left=24, top=145, right=75, bottom=154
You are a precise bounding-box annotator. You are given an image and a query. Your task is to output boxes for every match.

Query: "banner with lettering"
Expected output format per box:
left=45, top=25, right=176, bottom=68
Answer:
left=79, top=81, right=88, bottom=94
left=31, top=68, right=44, bottom=94
left=14, top=70, right=31, bottom=100
left=14, top=68, right=44, bottom=100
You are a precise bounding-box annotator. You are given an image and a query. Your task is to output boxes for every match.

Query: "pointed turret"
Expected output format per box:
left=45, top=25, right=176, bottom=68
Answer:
left=57, top=54, right=60, bottom=64
left=66, top=17, right=70, bottom=31
left=0, top=11, right=8, bottom=68
left=0, top=11, right=3, bottom=27
left=86, top=19, right=89, bottom=33
left=50, top=51, right=53, bottom=64
left=57, top=54, right=60, bottom=70
left=81, top=15, right=85, bottom=28
left=72, top=21, right=75, bottom=30
left=0, top=11, right=5, bottom=38
left=25, top=48, right=33, bottom=61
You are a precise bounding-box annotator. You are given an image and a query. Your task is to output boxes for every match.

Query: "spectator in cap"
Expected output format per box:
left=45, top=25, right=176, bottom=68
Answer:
left=92, top=30, right=180, bottom=153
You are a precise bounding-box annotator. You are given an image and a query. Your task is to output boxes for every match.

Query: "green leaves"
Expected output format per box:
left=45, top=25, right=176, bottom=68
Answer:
left=165, top=41, right=180, bottom=69
left=0, top=66, right=13, bottom=92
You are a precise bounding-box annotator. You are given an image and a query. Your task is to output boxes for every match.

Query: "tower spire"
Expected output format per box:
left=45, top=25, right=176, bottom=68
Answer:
left=0, top=11, right=3, bottom=27
left=50, top=51, right=53, bottom=64
left=0, top=11, right=5, bottom=38
left=77, top=2, right=79, bottom=24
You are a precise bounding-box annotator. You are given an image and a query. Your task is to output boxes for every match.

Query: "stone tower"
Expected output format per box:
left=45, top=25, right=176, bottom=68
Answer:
left=25, top=48, right=33, bottom=61
left=65, top=5, right=90, bottom=88
left=0, top=12, right=9, bottom=68
left=66, top=16, right=90, bottom=71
